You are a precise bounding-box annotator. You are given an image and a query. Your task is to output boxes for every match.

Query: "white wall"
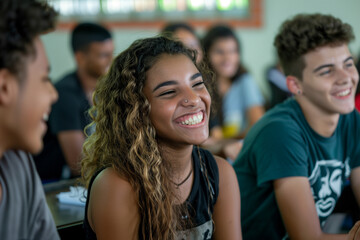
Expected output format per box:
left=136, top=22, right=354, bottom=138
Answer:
left=42, top=0, right=360, bottom=100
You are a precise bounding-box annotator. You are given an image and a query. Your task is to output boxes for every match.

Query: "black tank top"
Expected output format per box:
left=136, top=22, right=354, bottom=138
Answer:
left=83, top=146, right=219, bottom=240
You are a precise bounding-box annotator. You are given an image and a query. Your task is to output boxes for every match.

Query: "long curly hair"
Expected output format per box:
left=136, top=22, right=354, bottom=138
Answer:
left=81, top=36, right=214, bottom=239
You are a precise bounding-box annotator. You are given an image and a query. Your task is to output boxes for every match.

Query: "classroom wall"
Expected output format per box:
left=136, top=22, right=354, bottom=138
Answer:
left=42, top=0, right=360, bottom=100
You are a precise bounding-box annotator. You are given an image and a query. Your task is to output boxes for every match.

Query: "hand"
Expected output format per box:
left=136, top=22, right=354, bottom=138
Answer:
left=348, top=221, right=360, bottom=240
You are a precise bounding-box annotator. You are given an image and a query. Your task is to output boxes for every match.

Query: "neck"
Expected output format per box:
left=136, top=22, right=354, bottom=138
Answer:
left=296, top=97, right=339, bottom=137
left=217, top=76, right=232, bottom=97
left=158, top=143, right=193, bottom=180
left=218, top=76, right=231, bottom=84
left=76, top=69, right=98, bottom=97
left=0, top=146, right=4, bottom=159
left=0, top=123, right=9, bottom=158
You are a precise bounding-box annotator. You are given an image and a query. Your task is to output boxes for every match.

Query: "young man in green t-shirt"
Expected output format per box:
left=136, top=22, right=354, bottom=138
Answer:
left=233, top=13, right=360, bottom=239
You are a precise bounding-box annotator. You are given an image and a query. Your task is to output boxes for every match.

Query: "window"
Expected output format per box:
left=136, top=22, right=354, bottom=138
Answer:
left=45, top=0, right=262, bottom=28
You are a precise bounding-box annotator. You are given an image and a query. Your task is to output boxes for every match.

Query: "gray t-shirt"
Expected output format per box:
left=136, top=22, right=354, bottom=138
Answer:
left=0, top=150, right=59, bottom=240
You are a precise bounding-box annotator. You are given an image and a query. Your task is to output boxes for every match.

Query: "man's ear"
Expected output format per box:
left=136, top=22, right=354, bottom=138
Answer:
left=286, top=75, right=303, bottom=95
left=0, top=69, right=18, bottom=106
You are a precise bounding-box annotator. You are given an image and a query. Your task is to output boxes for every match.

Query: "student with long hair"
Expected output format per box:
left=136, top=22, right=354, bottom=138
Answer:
left=200, top=25, right=265, bottom=161
left=202, top=25, right=265, bottom=141
left=81, top=36, right=241, bottom=240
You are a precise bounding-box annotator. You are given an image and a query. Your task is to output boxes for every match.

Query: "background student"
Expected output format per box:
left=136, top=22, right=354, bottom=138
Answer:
left=234, top=13, right=360, bottom=239
left=34, top=22, right=114, bottom=181
left=81, top=36, right=241, bottom=239
left=201, top=24, right=265, bottom=161
left=0, top=0, right=59, bottom=239
left=161, top=22, right=203, bottom=64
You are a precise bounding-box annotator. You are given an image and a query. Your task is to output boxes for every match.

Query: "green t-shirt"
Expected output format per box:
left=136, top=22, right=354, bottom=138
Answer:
left=233, top=98, right=360, bottom=240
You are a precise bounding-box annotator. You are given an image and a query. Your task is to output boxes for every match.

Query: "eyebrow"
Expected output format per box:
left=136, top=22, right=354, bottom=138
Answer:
left=152, top=72, right=202, bottom=92
left=191, top=72, right=202, bottom=80
left=313, top=56, right=354, bottom=73
left=343, top=56, right=354, bottom=63
left=152, top=80, right=177, bottom=92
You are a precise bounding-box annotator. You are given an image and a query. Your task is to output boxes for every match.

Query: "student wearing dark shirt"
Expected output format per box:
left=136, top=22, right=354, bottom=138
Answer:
left=81, top=36, right=241, bottom=239
left=35, top=22, right=114, bottom=180
left=234, top=13, right=360, bottom=240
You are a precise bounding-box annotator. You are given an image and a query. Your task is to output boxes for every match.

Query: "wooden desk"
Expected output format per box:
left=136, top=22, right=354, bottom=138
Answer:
left=44, top=179, right=85, bottom=227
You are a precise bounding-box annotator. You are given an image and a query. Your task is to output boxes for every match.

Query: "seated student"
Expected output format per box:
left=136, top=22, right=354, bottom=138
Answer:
left=266, top=61, right=292, bottom=109
left=34, top=22, right=114, bottom=180
left=233, top=13, right=360, bottom=239
left=0, top=0, right=59, bottom=239
left=81, top=36, right=241, bottom=239
left=161, top=22, right=203, bottom=64
left=201, top=25, right=265, bottom=161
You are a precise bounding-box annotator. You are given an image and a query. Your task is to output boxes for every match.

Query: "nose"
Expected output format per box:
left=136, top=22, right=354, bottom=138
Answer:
left=182, top=88, right=200, bottom=107
left=336, top=67, right=352, bottom=85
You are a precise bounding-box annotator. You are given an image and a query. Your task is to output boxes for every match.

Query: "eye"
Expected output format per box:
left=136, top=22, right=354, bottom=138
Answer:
left=319, top=69, right=332, bottom=76
left=345, top=62, right=354, bottom=68
left=192, top=81, right=205, bottom=88
left=214, top=49, right=224, bottom=55
left=158, top=90, right=176, bottom=97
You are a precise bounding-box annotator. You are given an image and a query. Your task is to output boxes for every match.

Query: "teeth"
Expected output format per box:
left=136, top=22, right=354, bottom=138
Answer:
left=43, top=113, right=49, bottom=122
left=180, top=112, right=203, bottom=125
left=336, top=89, right=350, bottom=97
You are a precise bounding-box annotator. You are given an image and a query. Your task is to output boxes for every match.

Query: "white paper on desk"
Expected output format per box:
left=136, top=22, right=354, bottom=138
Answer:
left=56, top=186, right=87, bottom=206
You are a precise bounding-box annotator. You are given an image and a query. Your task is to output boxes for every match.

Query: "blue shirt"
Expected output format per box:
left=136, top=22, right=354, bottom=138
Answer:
left=222, top=73, right=264, bottom=136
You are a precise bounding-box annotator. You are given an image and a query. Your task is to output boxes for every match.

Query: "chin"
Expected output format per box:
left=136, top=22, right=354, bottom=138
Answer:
left=338, top=104, right=355, bottom=114
left=339, top=109, right=355, bottom=115
left=193, top=135, right=209, bottom=145
left=27, top=142, right=43, bottom=155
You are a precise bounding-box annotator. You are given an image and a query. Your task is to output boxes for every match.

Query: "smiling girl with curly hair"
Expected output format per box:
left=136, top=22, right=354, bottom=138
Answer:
left=81, top=36, right=241, bottom=240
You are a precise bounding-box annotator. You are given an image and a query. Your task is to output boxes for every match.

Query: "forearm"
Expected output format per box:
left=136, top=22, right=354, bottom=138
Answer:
left=309, top=233, right=347, bottom=240
left=274, top=177, right=354, bottom=240
left=351, top=167, right=360, bottom=209
left=57, top=130, right=85, bottom=175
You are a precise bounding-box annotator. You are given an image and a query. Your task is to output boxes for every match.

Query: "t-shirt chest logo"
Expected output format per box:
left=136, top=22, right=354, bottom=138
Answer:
left=175, top=220, right=213, bottom=240
left=309, top=158, right=350, bottom=219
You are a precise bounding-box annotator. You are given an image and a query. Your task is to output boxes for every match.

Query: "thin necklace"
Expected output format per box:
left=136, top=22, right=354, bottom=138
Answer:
left=171, top=161, right=193, bottom=189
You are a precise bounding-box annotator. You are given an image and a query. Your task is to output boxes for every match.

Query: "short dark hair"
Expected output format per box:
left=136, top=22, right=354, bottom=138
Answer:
left=71, top=22, right=112, bottom=53
left=274, top=13, right=354, bottom=79
left=0, top=0, right=57, bottom=82
left=161, top=22, right=196, bottom=38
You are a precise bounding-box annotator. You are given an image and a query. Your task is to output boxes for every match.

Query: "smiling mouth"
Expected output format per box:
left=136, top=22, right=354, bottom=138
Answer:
left=177, top=111, right=204, bottom=126
left=334, top=88, right=351, bottom=97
